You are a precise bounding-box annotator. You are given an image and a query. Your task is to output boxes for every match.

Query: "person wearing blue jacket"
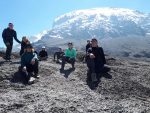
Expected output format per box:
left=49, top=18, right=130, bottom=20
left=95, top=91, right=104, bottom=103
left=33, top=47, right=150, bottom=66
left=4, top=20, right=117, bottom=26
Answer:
left=21, top=44, right=39, bottom=81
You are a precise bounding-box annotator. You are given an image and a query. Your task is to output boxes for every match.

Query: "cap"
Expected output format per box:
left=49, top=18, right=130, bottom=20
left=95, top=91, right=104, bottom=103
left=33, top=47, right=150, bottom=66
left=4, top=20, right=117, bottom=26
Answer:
left=68, top=42, right=73, bottom=45
left=42, top=46, right=46, bottom=49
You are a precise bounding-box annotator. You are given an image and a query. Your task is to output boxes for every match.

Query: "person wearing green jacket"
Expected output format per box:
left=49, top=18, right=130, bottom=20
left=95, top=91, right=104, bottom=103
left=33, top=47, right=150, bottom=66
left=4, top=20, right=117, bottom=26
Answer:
left=60, top=42, right=77, bottom=71
left=21, top=44, right=39, bottom=83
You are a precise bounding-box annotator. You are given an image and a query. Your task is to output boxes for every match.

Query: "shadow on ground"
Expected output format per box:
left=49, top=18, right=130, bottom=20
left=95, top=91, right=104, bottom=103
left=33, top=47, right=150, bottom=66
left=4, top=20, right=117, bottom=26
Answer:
left=60, top=68, right=75, bottom=78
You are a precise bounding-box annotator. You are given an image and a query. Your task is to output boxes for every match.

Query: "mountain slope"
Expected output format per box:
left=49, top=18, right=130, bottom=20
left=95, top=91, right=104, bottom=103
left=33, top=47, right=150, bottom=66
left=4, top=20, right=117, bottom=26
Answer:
left=32, top=8, right=150, bottom=58
left=0, top=56, right=150, bottom=113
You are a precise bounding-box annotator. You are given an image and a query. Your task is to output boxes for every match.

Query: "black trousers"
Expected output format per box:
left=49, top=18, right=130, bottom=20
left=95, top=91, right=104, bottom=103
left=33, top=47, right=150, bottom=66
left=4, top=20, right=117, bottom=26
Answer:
left=5, top=42, right=13, bottom=59
left=87, top=58, right=104, bottom=74
left=61, top=56, right=75, bottom=69
left=26, top=60, right=39, bottom=75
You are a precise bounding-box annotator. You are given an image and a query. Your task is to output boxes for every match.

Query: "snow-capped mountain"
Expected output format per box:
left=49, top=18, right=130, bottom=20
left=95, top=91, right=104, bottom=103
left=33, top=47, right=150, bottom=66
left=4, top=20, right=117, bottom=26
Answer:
left=33, top=8, right=150, bottom=58
left=38, top=8, right=150, bottom=42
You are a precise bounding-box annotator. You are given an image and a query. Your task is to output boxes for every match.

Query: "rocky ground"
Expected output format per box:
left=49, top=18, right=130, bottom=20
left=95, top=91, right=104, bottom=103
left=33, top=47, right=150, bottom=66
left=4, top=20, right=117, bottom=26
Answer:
left=0, top=55, right=150, bottom=113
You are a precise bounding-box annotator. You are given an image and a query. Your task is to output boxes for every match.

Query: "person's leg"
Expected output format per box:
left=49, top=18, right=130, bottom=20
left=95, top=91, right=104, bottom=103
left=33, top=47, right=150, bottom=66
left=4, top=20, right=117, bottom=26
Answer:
left=5, top=42, right=13, bottom=60
left=86, top=58, right=97, bottom=82
left=33, top=60, right=39, bottom=77
left=26, top=64, right=34, bottom=77
left=87, top=58, right=96, bottom=73
left=69, top=58, right=75, bottom=69
left=61, top=56, right=66, bottom=70
left=61, top=56, right=69, bottom=70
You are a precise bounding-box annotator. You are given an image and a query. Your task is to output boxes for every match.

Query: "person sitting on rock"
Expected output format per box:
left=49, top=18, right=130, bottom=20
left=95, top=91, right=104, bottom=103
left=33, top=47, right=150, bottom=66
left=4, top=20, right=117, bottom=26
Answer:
left=86, top=38, right=106, bottom=83
left=21, top=44, right=39, bottom=84
left=20, top=36, right=30, bottom=56
left=39, top=46, right=48, bottom=61
left=54, top=48, right=64, bottom=63
left=60, top=42, right=77, bottom=71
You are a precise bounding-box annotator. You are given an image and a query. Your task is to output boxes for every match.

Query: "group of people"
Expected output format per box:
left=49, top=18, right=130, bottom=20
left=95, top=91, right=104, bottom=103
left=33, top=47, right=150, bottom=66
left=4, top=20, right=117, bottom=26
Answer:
left=2, top=23, right=107, bottom=84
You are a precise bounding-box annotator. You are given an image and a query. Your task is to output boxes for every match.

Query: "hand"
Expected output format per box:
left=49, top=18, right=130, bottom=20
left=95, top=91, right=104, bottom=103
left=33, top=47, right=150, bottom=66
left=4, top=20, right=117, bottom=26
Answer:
left=31, top=60, right=35, bottom=65
left=6, top=42, right=10, bottom=46
left=90, top=53, right=95, bottom=59
left=22, top=66, right=27, bottom=72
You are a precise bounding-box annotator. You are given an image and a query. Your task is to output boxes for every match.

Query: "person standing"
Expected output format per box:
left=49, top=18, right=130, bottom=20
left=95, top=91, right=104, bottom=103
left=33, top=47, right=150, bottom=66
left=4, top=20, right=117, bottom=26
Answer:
left=2, top=23, right=21, bottom=60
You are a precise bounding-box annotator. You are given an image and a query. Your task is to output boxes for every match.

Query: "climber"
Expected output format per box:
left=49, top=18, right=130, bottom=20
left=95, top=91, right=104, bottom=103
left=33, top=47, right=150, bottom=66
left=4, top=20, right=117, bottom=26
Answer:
left=60, top=42, right=77, bottom=71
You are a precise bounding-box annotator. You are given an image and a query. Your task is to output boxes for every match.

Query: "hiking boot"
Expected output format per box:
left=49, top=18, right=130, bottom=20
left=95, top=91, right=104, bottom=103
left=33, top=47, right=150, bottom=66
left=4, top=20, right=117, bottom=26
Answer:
left=35, top=74, right=40, bottom=79
left=28, top=77, right=35, bottom=84
left=91, top=73, right=97, bottom=82
left=60, top=68, right=64, bottom=73
left=71, top=67, right=75, bottom=71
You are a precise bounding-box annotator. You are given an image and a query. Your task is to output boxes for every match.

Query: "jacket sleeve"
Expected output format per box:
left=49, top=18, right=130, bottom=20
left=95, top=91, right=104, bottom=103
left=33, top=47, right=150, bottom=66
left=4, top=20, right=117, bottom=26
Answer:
left=65, top=49, right=68, bottom=57
left=46, top=51, right=48, bottom=57
left=101, top=48, right=106, bottom=64
left=39, top=51, right=41, bottom=57
left=2, top=29, right=6, bottom=43
left=14, top=31, right=21, bottom=44
left=21, top=54, right=26, bottom=67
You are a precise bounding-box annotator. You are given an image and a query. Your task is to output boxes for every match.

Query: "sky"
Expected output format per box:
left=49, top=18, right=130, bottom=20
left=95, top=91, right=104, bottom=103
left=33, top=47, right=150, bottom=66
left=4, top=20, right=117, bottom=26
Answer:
left=0, top=0, right=150, bottom=47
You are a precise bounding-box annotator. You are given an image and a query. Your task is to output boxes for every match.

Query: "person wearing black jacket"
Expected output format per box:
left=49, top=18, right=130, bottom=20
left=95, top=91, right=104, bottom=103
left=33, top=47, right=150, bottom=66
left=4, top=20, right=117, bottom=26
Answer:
left=87, top=38, right=106, bottom=82
left=2, top=23, right=21, bottom=60
left=54, top=48, right=64, bottom=63
left=86, top=40, right=91, bottom=53
left=20, top=36, right=30, bottom=56
left=39, top=46, right=48, bottom=60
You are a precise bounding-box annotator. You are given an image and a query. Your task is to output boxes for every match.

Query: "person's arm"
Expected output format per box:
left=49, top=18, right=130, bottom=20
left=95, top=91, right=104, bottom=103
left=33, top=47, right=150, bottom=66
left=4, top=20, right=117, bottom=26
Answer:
left=39, top=51, right=41, bottom=57
left=14, top=31, right=21, bottom=44
left=45, top=51, right=48, bottom=57
left=2, top=29, right=6, bottom=43
left=101, top=48, right=106, bottom=64
left=65, top=49, right=68, bottom=57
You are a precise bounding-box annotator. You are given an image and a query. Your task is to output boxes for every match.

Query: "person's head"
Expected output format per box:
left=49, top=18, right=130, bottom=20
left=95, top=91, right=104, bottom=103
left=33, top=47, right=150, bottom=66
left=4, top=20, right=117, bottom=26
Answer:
left=8, top=23, right=14, bottom=30
left=26, top=44, right=33, bottom=53
left=58, top=48, right=62, bottom=52
left=42, top=46, right=46, bottom=51
left=22, top=36, right=27, bottom=42
left=87, top=40, right=90, bottom=44
left=68, top=42, right=73, bottom=49
left=91, top=38, right=98, bottom=47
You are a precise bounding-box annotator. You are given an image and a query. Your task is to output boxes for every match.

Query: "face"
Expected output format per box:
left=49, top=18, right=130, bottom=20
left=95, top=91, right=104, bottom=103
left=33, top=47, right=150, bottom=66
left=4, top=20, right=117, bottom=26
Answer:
left=68, top=44, right=73, bottom=49
left=42, top=48, right=45, bottom=51
left=91, top=40, right=98, bottom=47
left=26, top=48, right=32, bottom=52
left=9, top=23, right=14, bottom=30
left=59, top=48, right=62, bottom=52
left=22, top=37, right=27, bottom=42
